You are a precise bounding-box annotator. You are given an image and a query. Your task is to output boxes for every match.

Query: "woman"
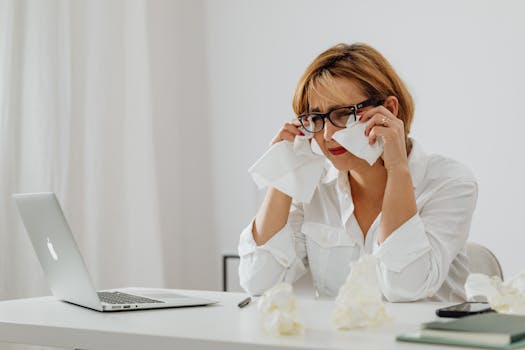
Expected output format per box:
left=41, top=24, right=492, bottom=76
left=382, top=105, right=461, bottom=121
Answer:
left=238, top=43, right=477, bottom=302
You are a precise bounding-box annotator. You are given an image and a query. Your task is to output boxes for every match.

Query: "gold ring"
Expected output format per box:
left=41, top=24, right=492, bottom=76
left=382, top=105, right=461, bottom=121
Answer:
left=381, top=116, right=388, bottom=127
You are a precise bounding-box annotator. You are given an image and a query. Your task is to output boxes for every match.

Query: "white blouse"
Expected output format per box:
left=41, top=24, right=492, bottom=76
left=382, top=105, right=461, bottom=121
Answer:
left=238, top=140, right=478, bottom=302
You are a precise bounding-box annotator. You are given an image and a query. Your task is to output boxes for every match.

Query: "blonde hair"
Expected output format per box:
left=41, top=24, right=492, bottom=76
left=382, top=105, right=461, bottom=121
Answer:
left=293, top=43, right=414, bottom=141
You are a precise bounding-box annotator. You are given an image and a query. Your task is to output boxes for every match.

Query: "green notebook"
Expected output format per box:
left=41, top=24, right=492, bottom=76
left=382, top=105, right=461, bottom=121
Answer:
left=397, top=313, right=525, bottom=349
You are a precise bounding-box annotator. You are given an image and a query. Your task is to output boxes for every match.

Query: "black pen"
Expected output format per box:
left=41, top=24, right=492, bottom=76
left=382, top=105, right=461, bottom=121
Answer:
left=238, top=296, right=252, bottom=308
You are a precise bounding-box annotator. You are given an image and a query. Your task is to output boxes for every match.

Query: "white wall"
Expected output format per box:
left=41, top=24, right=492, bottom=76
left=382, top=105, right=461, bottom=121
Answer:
left=204, top=0, right=525, bottom=279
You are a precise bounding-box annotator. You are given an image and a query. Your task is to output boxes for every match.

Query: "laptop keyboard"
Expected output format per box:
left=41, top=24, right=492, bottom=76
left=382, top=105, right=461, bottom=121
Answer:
left=97, top=291, right=164, bottom=305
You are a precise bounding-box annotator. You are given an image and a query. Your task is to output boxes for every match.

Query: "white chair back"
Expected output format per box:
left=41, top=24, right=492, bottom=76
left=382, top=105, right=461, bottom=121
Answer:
left=466, top=242, right=503, bottom=280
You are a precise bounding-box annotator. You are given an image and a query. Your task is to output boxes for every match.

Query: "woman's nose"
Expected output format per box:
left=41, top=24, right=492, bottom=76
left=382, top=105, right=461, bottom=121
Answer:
left=323, top=121, right=338, bottom=141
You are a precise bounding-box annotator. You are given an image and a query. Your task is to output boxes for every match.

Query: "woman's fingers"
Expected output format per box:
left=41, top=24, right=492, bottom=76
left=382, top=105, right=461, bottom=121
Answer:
left=368, top=125, right=388, bottom=144
left=270, top=122, right=305, bottom=145
left=283, top=122, right=304, bottom=136
left=364, top=113, right=392, bottom=136
left=359, top=105, right=392, bottom=122
left=361, top=110, right=404, bottom=146
left=360, top=105, right=396, bottom=130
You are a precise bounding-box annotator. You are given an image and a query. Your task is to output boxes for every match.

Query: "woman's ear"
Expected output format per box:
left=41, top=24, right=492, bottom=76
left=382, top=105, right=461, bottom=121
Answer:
left=384, top=96, right=399, bottom=118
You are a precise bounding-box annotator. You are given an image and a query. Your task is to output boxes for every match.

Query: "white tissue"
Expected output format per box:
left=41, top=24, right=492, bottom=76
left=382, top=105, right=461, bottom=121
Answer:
left=465, top=272, right=525, bottom=315
left=332, top=120, right=383, bottom=165
left=257, top=282, right=303, bottom=335
left=248, top=135, right=325, bottom=203
left=333, top=255, right=391, bottom=329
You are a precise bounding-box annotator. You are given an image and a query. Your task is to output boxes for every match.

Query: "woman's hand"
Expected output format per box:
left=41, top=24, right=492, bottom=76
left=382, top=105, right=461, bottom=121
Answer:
left=270, top=120, right=305, bottom=145
left=359, top=105, right=408, bottom=171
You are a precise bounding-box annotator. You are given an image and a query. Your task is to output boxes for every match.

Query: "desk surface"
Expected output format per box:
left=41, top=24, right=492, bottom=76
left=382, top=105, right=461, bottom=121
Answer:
left=0, top=288, right=458, bottom=350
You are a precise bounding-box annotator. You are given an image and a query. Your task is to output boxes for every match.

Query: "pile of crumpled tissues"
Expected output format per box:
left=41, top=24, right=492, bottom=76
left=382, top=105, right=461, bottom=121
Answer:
left=257, top=256, right=391, bottom=335
left=257, top=282, right=304, bottom=335
left=465, top=272, right=525, bottom=314
left=333, top=255, right=391, bottom=329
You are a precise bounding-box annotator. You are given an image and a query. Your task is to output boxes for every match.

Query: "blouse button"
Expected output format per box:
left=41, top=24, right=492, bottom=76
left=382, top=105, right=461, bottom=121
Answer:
left=280, top=257, right=288, bottom=265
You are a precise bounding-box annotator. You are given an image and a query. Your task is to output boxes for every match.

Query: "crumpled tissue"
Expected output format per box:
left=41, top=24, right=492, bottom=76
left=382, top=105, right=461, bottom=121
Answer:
left=465, top=272, right=525, bottom=314
left=333, top=255, right=391, bottom=329
left=248, top=134, right=325, bottom=203
left=257, top=282, right=303, bottom=335
left=332, top=119, right=384, bottom=165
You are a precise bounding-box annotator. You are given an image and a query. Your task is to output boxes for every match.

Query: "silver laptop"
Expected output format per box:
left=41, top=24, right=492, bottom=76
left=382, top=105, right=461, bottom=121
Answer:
left=13, top=192, right=216, bottom=312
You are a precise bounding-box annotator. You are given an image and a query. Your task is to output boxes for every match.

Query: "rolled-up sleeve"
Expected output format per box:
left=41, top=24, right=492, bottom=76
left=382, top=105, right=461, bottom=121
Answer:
left=373, top=179, right=478, bottom=302
left=238, top=202, right=308, bottom=296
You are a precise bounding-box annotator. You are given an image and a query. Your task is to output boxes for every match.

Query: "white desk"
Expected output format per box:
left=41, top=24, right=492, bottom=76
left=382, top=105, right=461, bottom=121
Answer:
left=0, top=288, right=459, bottom=350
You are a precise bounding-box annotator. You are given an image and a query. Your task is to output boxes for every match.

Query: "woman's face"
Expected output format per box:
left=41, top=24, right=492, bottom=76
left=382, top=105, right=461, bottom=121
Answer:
left=307, top=78, right=373, bottom=171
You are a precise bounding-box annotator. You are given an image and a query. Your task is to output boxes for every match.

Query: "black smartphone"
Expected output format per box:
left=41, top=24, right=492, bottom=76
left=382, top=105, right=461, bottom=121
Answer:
left=435, top=302, right=495, bottom=318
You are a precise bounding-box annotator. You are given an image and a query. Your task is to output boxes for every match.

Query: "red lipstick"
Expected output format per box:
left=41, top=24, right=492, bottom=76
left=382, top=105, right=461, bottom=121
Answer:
left=328, top=146, right=348, bottom=156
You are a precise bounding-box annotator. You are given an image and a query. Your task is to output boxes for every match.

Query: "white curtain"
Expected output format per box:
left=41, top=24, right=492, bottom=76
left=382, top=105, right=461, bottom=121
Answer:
left=0, top=0, right=217, bottom=320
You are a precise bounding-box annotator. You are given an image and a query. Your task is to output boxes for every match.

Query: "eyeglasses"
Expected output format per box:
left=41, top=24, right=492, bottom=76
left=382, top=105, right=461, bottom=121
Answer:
left=297, top=98, right=384, bottom=133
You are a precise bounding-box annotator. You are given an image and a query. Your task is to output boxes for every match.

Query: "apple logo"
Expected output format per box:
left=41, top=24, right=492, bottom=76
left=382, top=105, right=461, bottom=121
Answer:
left=46, top=237, right=58, bottom=261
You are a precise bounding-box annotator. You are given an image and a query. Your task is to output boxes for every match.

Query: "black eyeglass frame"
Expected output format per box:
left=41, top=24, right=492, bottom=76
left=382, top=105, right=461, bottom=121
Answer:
left=297, top=98, right=385, bottom=133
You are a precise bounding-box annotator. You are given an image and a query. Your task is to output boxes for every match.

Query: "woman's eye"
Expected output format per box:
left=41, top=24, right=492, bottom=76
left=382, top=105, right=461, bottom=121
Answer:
left=333, top=111, right=350, bottom=119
